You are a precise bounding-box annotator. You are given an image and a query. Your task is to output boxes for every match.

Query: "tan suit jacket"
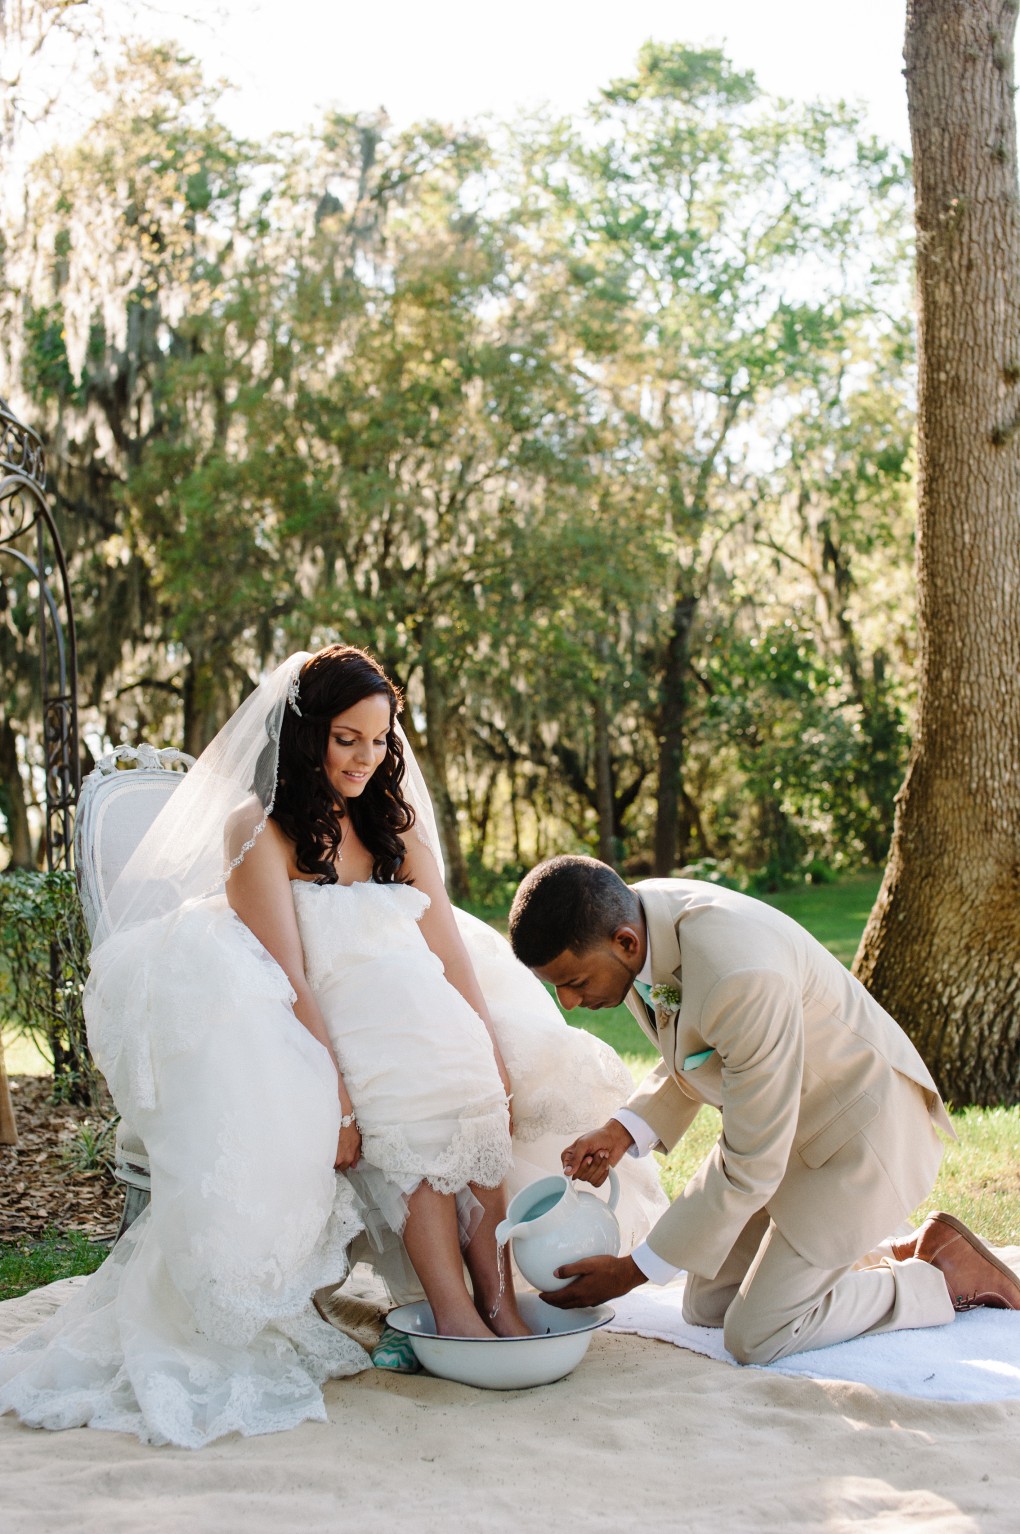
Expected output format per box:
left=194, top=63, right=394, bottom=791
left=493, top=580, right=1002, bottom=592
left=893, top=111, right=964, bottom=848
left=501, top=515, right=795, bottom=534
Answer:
left=625, top=879, right=952, bottom=1280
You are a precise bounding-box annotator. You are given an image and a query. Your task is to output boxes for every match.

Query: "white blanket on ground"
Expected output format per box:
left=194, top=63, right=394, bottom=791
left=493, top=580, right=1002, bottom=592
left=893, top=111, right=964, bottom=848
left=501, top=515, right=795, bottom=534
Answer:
left=608, top=1274, right=1020, bottom=1403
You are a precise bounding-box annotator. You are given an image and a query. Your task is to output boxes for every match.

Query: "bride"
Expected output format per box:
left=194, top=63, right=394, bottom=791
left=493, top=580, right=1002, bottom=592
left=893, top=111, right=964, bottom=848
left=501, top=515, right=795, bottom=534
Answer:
left=0, top=645, right=665, bottom=1447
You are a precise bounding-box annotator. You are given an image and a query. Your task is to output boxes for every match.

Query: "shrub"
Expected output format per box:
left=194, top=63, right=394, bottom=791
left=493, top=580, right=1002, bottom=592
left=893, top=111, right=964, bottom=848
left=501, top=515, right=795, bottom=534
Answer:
left=0, top=869, right=96, bottom=1104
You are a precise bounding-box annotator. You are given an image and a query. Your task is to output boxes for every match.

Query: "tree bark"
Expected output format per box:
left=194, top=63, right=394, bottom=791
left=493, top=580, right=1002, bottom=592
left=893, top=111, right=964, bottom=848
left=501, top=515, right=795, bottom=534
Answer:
left=854, top=0, right=1020, bottom=1105
left=182, top=649, right=238, bottom=757
left=653, top=592, right=697, bottom=875
left=0, top=1038, right=19, bottom=1146
left=418, top=655, right=471, bottom=901
left=0, top=713, right=34, bottom=868
left=593, top=634, right=617, bottom=864
left=593, top=693, right=616, bottom=865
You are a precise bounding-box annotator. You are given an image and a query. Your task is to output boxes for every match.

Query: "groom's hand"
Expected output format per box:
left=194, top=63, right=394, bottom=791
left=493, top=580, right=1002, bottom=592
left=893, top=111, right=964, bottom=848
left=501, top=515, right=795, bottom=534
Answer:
left=540, top=1255, right=644, bottom=1308
left=561, top=1119, right=634, bottom=1186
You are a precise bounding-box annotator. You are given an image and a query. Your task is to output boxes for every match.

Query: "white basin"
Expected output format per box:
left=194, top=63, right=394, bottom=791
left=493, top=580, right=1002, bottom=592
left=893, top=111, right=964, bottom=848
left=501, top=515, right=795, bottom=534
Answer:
left=384, top=1293, right=614, bottom=1390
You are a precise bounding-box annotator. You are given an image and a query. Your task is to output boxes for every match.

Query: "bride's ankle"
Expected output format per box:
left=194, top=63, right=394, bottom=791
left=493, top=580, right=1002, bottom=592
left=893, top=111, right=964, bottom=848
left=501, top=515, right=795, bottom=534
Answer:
left=479, top=1294, right=531, bottom=1337
left=434, top=1306, right=494, bottom=1340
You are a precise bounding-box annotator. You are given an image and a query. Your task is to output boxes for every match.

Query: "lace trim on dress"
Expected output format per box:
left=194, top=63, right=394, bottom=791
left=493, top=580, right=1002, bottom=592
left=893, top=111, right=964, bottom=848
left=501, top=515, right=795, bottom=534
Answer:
left=359, top=1108, right=513, bottom=1204
left=179, top=1181, right=366, bottom=1347
left=0, top=1207, right=371, bottom=1448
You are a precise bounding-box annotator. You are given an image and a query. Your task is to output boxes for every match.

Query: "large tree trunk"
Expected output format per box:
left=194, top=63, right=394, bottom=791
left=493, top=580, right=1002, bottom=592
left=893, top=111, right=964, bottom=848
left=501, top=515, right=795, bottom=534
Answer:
left=593, top=634, right=616, bottom=864
left=593, top=693, right=616, bottom=865
left=854, top=0, right=1020, bottom=1106
left=0, top=713, right=34, bottom=867
left=181, top=649, right=238, bottom=756
left=653, top=592, right=697, bottom=875
left=0, top=1039, right=19, bottom=1146
left=418, top=655, right=471, bottom=901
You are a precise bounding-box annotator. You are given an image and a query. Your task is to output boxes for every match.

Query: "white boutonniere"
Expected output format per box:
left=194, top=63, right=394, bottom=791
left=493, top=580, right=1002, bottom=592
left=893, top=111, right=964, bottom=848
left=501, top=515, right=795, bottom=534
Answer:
left=649, top=983, right=681, bottom=1016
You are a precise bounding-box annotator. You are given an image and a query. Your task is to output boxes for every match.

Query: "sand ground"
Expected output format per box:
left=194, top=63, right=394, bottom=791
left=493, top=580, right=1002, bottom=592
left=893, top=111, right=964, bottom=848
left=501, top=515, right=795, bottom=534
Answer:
left=2, top=1277, right=1018, bottom=1534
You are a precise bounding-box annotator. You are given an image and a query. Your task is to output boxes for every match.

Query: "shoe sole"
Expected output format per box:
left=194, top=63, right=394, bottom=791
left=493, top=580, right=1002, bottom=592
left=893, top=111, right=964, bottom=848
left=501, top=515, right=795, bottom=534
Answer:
left=932, top=1211, right=1020, bottom=1305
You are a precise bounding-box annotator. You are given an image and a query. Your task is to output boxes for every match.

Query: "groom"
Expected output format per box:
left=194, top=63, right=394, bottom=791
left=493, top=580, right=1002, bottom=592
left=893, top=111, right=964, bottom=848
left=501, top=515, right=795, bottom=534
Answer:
left=508, top=856, right=1020, bottom=1363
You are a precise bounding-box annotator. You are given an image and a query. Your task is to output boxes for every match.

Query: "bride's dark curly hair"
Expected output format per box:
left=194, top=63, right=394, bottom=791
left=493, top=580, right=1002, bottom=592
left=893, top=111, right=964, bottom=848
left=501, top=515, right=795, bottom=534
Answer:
left=270, top=644, right=415, bottom=884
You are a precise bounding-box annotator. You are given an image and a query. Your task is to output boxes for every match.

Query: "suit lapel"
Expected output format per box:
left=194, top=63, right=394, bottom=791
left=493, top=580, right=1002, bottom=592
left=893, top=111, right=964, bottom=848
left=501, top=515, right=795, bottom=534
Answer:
left=624, top=988, right=659, bottom=1049
left=627, top=888, right=684, bottom=1056
left=638, top=886, right=683, bottom=995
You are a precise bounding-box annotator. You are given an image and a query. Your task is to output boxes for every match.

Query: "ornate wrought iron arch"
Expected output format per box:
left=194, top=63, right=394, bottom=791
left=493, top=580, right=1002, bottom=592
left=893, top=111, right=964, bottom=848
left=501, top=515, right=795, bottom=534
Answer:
left=0, top=396, right=79, bottom=869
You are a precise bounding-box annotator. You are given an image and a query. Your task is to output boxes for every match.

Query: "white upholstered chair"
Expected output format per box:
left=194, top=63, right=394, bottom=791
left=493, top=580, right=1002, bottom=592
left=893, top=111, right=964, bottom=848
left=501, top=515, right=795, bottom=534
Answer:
left=74, top=744, right=195, bottom=1235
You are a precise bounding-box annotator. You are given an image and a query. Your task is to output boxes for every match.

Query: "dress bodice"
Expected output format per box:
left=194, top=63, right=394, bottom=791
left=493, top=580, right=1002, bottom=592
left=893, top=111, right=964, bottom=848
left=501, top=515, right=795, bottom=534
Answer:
left=290, top=878, right=432, bottom=992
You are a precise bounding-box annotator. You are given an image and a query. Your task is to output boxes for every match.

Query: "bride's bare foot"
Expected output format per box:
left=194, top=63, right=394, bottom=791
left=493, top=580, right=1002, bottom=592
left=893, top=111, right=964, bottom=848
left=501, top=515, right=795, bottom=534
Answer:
left=482, top=1296, right=532, bottom=1337
left=463, top=1180, right=532, bottom=1336
left=434, top=1306, right=497, bottom=1340
left=402, top=1184, right=499, bottom=1339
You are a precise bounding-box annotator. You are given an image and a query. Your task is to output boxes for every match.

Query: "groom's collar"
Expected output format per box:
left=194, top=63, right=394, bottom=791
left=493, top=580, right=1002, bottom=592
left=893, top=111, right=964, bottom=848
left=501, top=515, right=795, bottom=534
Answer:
left=633, top=885, right=682, bottom=985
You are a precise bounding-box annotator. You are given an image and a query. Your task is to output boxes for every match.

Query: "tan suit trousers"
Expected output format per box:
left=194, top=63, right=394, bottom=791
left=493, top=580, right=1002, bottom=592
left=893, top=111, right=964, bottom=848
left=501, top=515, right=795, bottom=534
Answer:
left=682, top=1209, right=955, bottom=1365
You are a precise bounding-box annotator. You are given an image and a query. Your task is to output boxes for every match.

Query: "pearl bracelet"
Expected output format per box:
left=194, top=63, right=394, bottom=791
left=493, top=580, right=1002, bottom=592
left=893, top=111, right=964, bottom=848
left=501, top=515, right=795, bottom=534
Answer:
left=339, top=1110, right=358, bottom=1131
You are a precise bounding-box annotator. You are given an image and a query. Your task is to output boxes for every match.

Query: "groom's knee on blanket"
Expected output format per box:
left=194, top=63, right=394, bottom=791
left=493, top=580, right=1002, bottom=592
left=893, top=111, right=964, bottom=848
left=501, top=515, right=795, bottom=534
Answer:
left=722, top=1301, right=791, bottom=1367
left=681, top=1278, right=738, bottom=1331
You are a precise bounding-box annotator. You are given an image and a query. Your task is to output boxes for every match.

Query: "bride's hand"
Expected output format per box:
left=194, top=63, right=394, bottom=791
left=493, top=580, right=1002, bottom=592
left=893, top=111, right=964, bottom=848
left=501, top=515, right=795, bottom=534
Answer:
left=334, top=1120, right=361, bottom=1172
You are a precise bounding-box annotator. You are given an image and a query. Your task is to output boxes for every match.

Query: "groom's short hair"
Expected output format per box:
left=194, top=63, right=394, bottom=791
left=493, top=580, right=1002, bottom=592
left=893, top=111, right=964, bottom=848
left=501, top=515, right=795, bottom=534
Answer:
left=508, top=855, right=640, bottom=968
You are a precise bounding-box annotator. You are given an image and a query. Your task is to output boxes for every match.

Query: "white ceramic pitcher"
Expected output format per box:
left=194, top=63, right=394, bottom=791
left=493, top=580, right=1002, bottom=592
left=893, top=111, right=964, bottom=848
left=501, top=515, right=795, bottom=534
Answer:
left=495, top=1170, right=621, bottom=1292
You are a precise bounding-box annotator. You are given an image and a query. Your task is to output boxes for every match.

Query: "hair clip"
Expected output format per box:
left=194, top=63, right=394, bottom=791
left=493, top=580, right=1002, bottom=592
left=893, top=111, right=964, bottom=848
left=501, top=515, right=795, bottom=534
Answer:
left=287, top=669, right=303, bottom=717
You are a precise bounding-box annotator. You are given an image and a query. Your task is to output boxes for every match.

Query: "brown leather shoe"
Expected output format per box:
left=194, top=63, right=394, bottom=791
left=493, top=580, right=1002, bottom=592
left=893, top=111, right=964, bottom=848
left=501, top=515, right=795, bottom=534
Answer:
left=888, top=1229, right=918, bottom=1263
left=906, top=1211, right=1020, bottom=1311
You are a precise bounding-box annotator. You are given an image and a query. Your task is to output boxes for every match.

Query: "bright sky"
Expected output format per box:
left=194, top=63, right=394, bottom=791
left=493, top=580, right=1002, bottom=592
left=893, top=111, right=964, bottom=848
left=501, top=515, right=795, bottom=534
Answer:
left=154, top=0, right=910, bottom=149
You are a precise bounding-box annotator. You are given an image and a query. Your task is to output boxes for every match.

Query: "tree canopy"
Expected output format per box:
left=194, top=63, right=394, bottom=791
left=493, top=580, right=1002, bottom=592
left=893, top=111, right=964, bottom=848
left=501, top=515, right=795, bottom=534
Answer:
left=1, top=27, right=917, bottom=901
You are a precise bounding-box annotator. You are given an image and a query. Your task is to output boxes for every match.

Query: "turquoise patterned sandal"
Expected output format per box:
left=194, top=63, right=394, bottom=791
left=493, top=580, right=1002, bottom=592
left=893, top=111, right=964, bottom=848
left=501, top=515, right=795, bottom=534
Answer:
left=371, top=1324, right=422, bottom=1373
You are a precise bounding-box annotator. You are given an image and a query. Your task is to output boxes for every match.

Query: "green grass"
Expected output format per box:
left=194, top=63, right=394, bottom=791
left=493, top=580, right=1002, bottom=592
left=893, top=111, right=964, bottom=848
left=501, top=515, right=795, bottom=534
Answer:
left=0, top=1231, right=110, bottom=1302
left=2, top=1030, right=53, bottom=1076
left=913, top=1106, right=1020, bottom=1246
left=758, top=870, right=883, bottom=967
left=650, top=1103, right=1020, bottom=1246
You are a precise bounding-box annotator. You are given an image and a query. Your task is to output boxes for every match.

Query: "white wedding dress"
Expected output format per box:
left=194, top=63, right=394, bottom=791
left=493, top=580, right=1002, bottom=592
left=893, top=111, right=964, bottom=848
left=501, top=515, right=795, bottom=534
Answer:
left=0, top=878, right=665, bottom=1448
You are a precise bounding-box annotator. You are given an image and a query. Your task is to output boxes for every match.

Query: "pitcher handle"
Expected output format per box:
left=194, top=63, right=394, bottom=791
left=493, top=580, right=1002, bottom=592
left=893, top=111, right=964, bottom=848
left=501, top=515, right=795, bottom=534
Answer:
left=606, top=1166, right=620, bottom=1212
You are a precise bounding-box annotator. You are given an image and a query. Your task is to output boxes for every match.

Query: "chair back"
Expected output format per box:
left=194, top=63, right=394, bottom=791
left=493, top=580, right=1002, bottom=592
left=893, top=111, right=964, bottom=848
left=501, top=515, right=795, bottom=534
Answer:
left=74, top=745, right=195, bottom=940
